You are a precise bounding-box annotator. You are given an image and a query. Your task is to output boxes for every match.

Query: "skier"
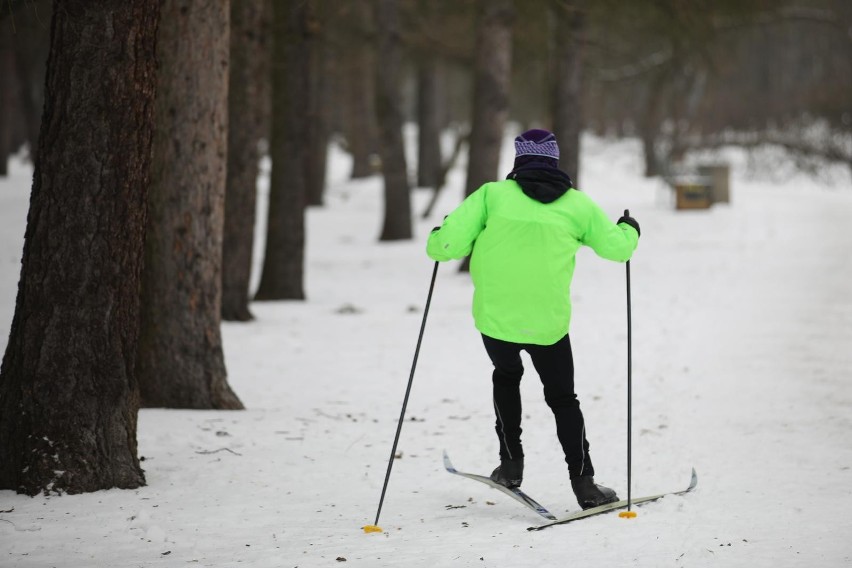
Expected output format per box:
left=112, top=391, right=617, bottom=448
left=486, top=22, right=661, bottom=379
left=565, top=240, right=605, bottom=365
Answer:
left=426, top=129, right=640, bottom=510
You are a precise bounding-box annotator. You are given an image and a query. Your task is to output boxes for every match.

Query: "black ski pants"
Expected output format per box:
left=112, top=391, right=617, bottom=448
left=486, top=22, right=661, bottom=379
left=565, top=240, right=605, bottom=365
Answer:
left=481, top=333, right=594, bottom=479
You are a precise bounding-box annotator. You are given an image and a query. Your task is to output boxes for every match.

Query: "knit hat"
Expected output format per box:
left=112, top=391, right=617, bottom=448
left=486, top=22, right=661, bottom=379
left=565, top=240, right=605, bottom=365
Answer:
left=514, top=129, right=560, bottom=161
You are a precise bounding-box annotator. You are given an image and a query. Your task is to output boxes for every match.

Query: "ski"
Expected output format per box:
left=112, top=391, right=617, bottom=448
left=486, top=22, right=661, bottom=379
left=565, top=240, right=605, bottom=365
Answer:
left=527, top=467, right=698, bottom=531
left=443, top=450, right=556, bottom=520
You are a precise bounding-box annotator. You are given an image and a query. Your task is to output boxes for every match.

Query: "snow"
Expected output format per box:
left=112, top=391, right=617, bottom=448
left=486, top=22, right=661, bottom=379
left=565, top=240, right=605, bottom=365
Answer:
left=1, top=135, right=851, bottom=567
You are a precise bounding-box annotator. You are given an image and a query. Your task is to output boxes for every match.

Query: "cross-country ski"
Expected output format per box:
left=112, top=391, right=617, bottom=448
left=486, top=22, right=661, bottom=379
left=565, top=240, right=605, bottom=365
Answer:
left=528, top=468, right=698, bottom=531
left=443, top=451, right=556, bottom=520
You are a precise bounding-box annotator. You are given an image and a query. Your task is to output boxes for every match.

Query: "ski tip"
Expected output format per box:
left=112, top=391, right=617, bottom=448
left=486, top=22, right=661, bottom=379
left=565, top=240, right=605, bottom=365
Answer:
left=442, top=450, right=456, bottom=472
left=618, top=510, right=638, bottom=519
left=363, top=524, right=383, bottom=534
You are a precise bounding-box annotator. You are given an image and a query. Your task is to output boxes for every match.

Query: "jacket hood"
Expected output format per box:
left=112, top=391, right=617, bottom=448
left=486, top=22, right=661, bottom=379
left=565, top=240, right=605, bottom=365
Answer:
left=507, top=164, right=574, bottom=204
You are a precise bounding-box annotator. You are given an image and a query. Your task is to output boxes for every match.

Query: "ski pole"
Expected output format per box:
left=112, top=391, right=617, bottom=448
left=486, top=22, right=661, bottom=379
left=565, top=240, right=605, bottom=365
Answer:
left=364, top=260, right=440, bottom=534
left=619, top=209, right=637, bottom=520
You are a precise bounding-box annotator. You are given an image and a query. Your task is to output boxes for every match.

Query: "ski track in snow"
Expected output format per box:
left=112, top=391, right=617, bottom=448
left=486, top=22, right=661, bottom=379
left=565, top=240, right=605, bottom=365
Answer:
left=1, top=136, right=851, bottom=567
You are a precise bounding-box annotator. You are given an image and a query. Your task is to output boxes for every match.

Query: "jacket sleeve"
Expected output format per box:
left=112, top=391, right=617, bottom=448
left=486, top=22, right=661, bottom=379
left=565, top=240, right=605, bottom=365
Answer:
left=426, top=185, right=488, bottom=261
left=579, top=197, right=639, bottom=262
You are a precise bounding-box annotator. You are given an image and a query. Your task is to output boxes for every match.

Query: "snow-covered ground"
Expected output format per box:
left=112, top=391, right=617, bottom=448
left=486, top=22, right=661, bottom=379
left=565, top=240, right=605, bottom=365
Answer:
left=1, top=135, right=851, bottom=567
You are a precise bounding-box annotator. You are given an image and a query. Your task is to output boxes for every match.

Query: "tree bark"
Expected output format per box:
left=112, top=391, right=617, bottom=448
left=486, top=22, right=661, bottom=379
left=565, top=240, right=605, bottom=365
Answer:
left=343, top=0, right=378, bottom=179
left=551, top=0, right=585, bottom=186
left=10, top=0, right=51, bottom=162
left=639, top=70, right=669, bottom=178
left=414, top=0, right=443, bottom=189
left=375, top=0, right=412, bottom=241
left=0, top=38, right=13, bottom=176
left=138, top=0, right=243, bottom=409
left=305, top=1, right=329, bottom=207
left=254, top=0, right=314, bottom=300
left=0, top=0, right=159, bottom=495
left=465, top=0, right=514, bottom=198
left=416, top=55, right=443, bottom=189
left=222, top=0, right=271, bottom=322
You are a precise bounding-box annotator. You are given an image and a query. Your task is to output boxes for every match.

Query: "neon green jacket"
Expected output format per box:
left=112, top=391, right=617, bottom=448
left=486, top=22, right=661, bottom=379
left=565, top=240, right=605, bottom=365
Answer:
left=426, top=179, right=638, bottom=345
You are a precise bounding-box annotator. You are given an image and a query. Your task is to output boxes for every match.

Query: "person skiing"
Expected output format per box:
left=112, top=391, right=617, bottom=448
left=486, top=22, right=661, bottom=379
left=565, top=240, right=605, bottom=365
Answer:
left=426, top=128, right=640, bottom=510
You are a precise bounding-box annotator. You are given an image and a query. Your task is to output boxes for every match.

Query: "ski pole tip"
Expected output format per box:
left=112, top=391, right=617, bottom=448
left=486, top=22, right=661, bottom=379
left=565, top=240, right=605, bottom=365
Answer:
left=363, top=524, right=383, bottom=534
left=618, top=511, right=638, bottom=519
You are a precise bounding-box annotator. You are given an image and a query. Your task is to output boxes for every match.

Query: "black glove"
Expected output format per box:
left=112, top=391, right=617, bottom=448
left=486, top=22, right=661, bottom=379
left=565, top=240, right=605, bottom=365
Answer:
left=431, top=215, right=448, bottom=233
left=617, top=214, right=640, bottom=237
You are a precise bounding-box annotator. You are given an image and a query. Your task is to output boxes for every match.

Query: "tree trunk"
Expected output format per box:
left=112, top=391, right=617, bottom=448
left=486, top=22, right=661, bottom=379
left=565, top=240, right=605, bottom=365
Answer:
left=421, top=129, right=468, bottom=219
left=639, top=70, right=669, bottom=178
left=138, top=0, right=243, bottom=409
left=0, top=38, right=13, bottom=176
left=416, top=55, right=443, bottom=189
left=640, top=128, right=660, bottom=177
left=222, top=0, right=271, bottom=322
left=551, top=0, right=585, bottom=186
left=465, top=0, right=514, bottom=198
left=375, top=0, right=412, bottom=241
left=0, top=0, right=159, bottom=495
left=414, top=0, right=443, bottom=189
left=305, top=1, right=330, bottom=207
left=10, top=0, right=51, bottom=162
left=343, top=0, right=378, bottom=179
left=254, top=0, right=314, bottom=300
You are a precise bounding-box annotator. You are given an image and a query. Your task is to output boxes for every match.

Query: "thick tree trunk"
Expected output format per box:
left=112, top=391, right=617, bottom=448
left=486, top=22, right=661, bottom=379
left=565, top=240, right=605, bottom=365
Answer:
left=138, top=0, right=243, bottom=409
left=0, top=0, right=159, bottom=495
left=375, top=0, right=412, bottom=241
left=551, top=0, right=585, bottom=186
left=222, top=0, right=271, bottom=322
left=254, top=0, right=314, bottom=300
left=465, top=0, right=514, bottom=198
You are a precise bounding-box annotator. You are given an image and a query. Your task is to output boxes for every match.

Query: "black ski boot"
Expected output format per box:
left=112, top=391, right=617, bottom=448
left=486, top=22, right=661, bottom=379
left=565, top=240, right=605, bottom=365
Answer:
left=571, top=476, right=618, bottom=510
left=490, top=457, right=524, bottom=488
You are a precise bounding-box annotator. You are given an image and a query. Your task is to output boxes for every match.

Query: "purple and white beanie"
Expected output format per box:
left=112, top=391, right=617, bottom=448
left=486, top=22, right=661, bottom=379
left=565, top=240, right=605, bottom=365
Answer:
left=514, top=129, right=560, bottom=161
